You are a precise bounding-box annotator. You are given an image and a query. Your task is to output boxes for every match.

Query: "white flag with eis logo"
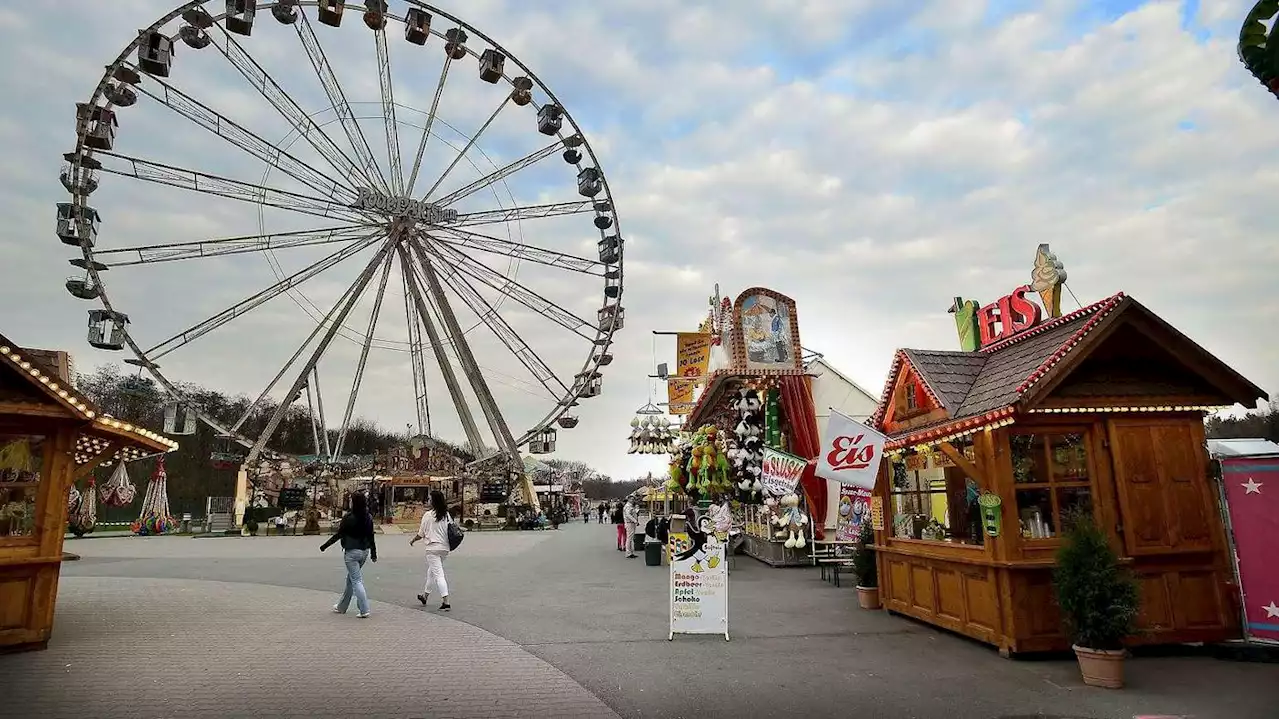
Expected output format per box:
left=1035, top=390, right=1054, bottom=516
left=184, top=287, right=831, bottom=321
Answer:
left=815, top=410, right=887, bottom=490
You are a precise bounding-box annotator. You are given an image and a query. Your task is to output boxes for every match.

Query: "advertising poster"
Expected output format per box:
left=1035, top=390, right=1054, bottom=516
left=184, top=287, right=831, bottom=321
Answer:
left=835, top=487, right=873, bottom=542
left=669, top=527, right=729, bottom=641
left=667, top=332, right=712, bottom=414
left=760, top=448, right=806, bottom=497
left=814, top=410, right=887, bottom=490
left=1220, top=457, right=1278, bottom=642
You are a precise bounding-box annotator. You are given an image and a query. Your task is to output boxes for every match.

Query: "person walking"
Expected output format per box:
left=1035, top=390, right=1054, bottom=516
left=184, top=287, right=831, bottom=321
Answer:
left=611, top=502, right=625, bottom=551
left=597, top=503, right=606, bottom=524
left=409, top=490, right=453, bottom=612
left=320, top=491, right=377, bottom=618
left=582, top=506, right=590, bottom=524
left=623, top=497, right=641, bottom=559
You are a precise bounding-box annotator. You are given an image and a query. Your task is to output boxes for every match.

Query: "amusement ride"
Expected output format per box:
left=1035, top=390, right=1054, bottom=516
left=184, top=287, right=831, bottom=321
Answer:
left=58, top=1, right=624, bottom=506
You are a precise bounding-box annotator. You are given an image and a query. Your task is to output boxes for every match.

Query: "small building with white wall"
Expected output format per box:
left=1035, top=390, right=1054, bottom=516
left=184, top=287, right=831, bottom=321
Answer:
left=805, top=355, right=879, bottom=532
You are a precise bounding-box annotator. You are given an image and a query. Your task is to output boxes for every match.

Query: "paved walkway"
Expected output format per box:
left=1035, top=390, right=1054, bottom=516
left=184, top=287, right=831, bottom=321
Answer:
left=2, top=577, right=615, bottom=719
left=3, top=523, right=1275, bottom=718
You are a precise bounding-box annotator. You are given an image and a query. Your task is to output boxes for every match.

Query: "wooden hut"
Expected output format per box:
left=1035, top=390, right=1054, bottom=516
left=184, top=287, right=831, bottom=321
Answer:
left=869, top=292, right=1266, bottom=655
left=0, top=334, right=174, bottom=653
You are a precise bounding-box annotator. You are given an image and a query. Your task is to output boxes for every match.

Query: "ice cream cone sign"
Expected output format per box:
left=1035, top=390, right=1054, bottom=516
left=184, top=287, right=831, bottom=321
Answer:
left=1029, top=244, right=1068, bottom=318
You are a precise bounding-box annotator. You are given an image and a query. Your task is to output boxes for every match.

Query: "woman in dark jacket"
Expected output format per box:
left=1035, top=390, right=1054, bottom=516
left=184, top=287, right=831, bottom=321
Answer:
left=321, top=491, right=378, bottom=618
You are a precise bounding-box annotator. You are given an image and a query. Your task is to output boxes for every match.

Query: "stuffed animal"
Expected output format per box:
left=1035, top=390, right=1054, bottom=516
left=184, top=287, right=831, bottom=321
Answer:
left=773, top=492, right=808, bottom=549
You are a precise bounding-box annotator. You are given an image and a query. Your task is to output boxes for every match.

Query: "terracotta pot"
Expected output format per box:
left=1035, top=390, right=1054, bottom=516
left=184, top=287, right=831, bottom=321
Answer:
left=1072, top=644, right=1125, bottom=688
left=856, top=585, right=881, bottom=610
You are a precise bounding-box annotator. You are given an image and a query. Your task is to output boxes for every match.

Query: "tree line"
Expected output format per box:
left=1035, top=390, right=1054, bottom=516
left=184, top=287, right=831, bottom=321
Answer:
left=1205, top=400, right=1278, bottom=443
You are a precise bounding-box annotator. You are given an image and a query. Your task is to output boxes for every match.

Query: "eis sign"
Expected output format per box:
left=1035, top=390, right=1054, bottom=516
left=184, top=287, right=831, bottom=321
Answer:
left=951, top=244, right=1068, bottom=351
left=976, top=285, right=1043, bottom=347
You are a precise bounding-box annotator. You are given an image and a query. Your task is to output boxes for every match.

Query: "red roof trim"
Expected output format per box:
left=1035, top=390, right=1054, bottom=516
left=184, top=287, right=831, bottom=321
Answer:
left=869, top=350, right=907, bottom=429
left=1015, top=293, right=1127, bottom=396
left=979, top=292, right=1124, bottom=354
left=885, top=406, right=1016, bottom=450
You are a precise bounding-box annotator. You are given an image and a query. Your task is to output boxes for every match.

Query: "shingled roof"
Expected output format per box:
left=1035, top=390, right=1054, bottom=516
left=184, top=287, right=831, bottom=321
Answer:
left=872, top=294, right=1127, bottom=442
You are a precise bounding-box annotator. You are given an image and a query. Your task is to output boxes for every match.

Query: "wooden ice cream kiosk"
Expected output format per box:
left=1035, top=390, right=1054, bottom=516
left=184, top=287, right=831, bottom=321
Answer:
left=869, top=248, right=1266, bottom=655
left=0, top=334, right=175, bottom=653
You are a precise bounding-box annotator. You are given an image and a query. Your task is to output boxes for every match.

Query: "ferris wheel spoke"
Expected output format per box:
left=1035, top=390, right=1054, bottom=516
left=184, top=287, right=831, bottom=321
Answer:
left=246, top=235, right=401, bottom=465
left=404, top=55, right=454, bottom=197
left=94, top=224, right=371, bottom=267
left=208, top=26, right=377, bottom=190
left=427, top=227, right=603, bottom=275
left=144, top=232, right=383, bottom=362
left=293, top=12, right=389, bottom=195
left=125, top=66, right=357, bottom=202
left=409, top=239, right=523, bottom=460
left=450, top=200, right=596, bottom=228
left=332, top=251, right=394, bottom=460
left=228, top=242, right=388, bottom=436
left=373, top=26, right=404, bottom=195
left=93, top=150, right=368, bottom=222
left=422, top=96, right=511, bottom=201
left=432, top=139, right=566, bottom=208
left=423, top=236, right=597, bottom=342
left=398, top=244, right=487, bottom=455
left=412, top=240, right=569, bottom=401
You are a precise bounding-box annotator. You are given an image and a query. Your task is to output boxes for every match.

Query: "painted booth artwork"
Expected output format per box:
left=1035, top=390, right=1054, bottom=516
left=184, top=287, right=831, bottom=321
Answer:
left=735, top=291, right=800, bottom=371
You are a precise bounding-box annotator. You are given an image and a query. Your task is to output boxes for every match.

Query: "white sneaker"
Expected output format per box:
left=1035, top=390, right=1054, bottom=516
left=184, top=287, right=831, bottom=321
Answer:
left=332, top=605, right=343, bottom=614
left=356, top=612, right=371, bottom=619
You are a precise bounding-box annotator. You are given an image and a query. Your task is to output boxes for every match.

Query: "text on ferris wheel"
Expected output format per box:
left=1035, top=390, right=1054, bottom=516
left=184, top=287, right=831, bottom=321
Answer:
left=354, top=187, right=459, bottom=224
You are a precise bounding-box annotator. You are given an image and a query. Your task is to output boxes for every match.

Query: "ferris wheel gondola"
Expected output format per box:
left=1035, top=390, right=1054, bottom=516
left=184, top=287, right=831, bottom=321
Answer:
left=58, top=1, right=624, bottom=506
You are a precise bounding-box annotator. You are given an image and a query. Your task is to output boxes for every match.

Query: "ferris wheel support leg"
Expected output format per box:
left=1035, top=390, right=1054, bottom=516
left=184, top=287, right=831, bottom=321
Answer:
left=312, top=367, right=333, bottom=460
left=407, top=238, right=538, bottom=511
left=244, top=236, right=398, bottom=468
left=398, top=246, right=487, bottom=456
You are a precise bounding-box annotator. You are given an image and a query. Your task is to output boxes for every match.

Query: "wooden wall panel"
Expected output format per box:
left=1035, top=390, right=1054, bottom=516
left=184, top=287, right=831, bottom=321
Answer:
left=0, top=575, right=31, bottom=630
left=935, top=568, right=964, bottom=622
left=911, top=565, right=936, bottom=614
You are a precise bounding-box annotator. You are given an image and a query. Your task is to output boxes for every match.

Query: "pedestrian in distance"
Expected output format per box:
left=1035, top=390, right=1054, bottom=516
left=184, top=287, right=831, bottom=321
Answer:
left=583, top=506, right=590, bottom=524
left=611, top=501, right=626, bottom=551
left=623, top=497, right=641, bottom=559
left=598, top=503, right=606, bottom=524
left=409, top=489, right=453, bottom=612
left=321, top=491, right=377, bottom=618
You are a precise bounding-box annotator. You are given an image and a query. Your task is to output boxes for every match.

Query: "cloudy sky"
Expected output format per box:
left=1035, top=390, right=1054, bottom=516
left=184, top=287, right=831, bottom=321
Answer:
left=0, top=0, right=1275, bottom=482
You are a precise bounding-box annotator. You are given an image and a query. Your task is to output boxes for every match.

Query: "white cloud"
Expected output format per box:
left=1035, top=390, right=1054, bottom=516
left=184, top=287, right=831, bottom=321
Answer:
left=0, top=1, right=1274, bottom=484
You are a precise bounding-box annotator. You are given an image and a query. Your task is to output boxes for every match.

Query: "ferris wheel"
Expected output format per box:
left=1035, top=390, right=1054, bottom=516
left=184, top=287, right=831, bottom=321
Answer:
left=58, top=1, right=623, bottom=486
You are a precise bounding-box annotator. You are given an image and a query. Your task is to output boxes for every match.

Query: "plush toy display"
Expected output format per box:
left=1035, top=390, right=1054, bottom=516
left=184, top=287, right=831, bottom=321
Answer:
left=772, top=492, right=809, bottom=549
left=629, top=415, right=675, bottom=455
left=730, top=388, right=766, bottom=504
left=666, top=425, right=731, bottom=499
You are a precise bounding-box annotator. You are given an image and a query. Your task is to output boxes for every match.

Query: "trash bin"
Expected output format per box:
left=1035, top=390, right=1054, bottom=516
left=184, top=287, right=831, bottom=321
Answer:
left=633, top=531, right=646, bottom=554
left=644, top=539, right=662, bottom=566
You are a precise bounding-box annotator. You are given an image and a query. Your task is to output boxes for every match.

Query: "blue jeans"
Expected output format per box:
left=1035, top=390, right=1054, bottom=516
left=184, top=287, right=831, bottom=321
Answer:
left=336, top=548, right=370, bottom=615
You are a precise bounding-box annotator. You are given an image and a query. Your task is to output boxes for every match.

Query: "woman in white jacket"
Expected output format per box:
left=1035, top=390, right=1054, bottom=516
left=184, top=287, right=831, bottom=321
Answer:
left=409, top=490, right=452, bottom=611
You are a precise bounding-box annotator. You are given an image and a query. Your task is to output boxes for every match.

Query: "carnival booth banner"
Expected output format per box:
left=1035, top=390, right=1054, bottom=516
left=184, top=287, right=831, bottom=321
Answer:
left=835, top=486, right=873, bottom=542
left=760, top=448, right=806, bottom=497
left=668, top=333, right=713, bottom=415
left=815, top=410, right=886, bottom=490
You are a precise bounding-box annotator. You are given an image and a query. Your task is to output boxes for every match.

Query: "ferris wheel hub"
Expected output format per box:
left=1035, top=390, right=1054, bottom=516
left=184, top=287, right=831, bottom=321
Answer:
left=353, top=186, right=457, bottom=225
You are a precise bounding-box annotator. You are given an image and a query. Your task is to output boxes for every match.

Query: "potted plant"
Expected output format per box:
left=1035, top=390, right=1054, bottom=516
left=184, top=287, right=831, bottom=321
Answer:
left=1053, top=510, right=1140, bottom=688
left=852, top=520, right=880, bottom=609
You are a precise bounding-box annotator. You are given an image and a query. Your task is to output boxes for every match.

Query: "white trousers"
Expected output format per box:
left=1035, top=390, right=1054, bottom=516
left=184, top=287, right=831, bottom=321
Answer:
left=423, top=550, right=449, bottom=597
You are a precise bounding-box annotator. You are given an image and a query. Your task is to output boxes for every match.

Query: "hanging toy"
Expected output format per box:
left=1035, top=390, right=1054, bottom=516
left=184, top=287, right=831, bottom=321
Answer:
left=99, top=461, right=137, bottom=507
left=131, top=456, right=176, bottom=536
left=69, top=478, right=98, bottom=537
left=627, top=417, right=641, bottom=454
left=67, top=483, right=82, bottom=515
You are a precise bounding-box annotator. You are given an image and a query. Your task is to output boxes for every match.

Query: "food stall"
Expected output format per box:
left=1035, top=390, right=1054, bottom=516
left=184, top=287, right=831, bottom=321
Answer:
left=0, top=335, right=175, bottom=653
left=868, top=248, right=1266, bottom=655
left=668, top=287, right=826, bottom=567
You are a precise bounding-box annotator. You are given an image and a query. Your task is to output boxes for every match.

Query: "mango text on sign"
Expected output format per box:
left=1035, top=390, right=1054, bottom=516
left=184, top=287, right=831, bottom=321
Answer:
left=827, top=434, right=877, bottom=471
